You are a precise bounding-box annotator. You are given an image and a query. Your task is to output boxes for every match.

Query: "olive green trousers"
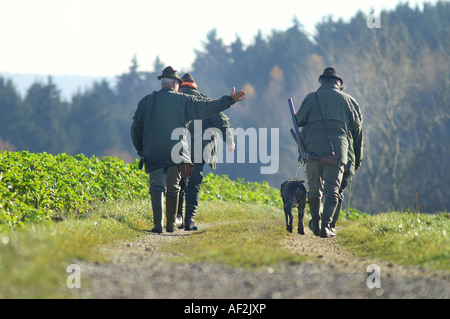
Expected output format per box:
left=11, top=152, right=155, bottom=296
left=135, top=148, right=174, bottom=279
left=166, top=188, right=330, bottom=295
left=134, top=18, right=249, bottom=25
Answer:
left=305, top=160, right=343, bottom=200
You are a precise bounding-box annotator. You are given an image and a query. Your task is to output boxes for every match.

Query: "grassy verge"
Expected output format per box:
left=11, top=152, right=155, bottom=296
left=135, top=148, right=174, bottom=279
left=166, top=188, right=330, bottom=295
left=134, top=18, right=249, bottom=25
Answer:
left=0, top=199, right=152, bottom=298
left=1, top=198, right=448, bottom=298
left=2, top=152, right=447, bottom=297
left=338, top=211, right=450, bottom=270
left=162, top=201, right=307, bottom=269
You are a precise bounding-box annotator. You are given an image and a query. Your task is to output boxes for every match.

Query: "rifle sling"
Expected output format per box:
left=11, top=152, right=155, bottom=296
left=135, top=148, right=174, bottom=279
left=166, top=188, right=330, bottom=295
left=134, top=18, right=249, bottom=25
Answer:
left=314, top=92, right=337, bottom=157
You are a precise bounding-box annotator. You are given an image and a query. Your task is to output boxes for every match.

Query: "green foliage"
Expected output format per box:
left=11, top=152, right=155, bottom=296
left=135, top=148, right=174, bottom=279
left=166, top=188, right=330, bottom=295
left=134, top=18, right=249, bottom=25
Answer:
left=0, top=151, right=284, bottom=231
left=340, top=207, right=370, bottom=221
left=21, top=77, right=70, bottom=154
left=0, top=151, right=149, bottom=230
left=69, top=80, right=120, bottom=156
left=200, top=173, right=282, bottom=207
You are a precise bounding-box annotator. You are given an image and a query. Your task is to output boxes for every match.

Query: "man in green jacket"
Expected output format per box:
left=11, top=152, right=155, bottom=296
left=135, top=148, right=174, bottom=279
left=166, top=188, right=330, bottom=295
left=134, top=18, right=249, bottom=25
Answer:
left=296, top=67, right=363, bottom=238
left=329, top=85, right=363, bottom=232
left=177, top=73, right=235, bottom=231
left=131, top=66, right=245, bottom=233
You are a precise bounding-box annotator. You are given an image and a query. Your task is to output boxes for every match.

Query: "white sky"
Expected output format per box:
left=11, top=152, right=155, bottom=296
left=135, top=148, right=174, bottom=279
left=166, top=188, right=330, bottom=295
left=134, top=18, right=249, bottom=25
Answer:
left=0, top=0, right=439, bottom=77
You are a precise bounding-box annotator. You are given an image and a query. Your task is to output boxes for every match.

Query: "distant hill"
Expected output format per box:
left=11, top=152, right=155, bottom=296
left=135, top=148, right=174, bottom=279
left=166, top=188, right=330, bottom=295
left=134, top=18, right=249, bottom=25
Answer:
left=0, top=72, right=115, bottom=101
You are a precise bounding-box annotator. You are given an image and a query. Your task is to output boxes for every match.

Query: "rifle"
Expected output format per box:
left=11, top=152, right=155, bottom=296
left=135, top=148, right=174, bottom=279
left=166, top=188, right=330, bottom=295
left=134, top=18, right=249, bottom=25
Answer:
left=288, top=98, right=309, bottom=162
left=288, top=98, right=341, bottom=166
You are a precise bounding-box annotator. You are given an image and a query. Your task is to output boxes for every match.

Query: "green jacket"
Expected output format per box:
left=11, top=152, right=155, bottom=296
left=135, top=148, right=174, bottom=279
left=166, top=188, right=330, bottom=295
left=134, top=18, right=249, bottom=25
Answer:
left=296, top=82, right=363, bottom=172
left=131, top=87, right=235, bottom=173
left=181, top=86, right=233, bottom=170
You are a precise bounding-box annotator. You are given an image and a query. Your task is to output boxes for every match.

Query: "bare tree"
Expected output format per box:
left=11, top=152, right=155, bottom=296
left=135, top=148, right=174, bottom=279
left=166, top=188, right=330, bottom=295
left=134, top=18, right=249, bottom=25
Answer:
left=322, top=20, right=450, bottom=212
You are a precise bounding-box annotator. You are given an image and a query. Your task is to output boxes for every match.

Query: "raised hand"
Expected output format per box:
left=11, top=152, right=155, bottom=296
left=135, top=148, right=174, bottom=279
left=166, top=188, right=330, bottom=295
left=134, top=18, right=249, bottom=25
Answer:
left=230, top=87, right=246, bottom=103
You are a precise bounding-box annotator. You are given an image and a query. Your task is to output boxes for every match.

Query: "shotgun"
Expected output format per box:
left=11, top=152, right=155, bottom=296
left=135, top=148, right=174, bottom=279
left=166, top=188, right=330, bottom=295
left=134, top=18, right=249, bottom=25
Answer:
left=288, top=98, right=309, bottom=162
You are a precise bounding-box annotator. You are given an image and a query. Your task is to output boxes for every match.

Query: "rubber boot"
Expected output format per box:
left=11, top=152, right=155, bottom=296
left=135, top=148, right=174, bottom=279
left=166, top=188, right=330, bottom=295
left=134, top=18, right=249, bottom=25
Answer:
left=150, top=192, right=164, bottom=233
left=330, top=198, right=342, bottom=233
left=165, top=195, right=179, bottom=232
left=184, top=204, right=198, bottom=231
left=177, top=179, right=186, bottom=229
left=308, top=198, right=322, bottom=236
left=320, top=196, right=338, bottom=238
left=175, top=202, right=184, bottom=229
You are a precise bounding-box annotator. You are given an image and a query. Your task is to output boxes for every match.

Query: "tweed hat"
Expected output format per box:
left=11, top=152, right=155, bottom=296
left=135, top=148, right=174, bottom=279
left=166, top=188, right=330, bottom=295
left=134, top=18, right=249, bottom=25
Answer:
left=318, top=67, right=343, bottom=84
left=157, top=66, right=183, bottom=85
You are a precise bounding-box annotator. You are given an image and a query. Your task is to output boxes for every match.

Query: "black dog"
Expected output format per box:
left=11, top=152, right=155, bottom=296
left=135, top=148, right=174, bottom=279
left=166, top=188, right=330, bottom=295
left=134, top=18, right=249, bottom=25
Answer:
left=280, top=179, right=307, bottom=234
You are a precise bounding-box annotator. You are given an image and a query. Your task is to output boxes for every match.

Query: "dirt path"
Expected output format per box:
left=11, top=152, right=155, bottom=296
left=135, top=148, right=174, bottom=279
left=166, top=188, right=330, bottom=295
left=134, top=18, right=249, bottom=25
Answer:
left=73, top=223, right=449, bottom=299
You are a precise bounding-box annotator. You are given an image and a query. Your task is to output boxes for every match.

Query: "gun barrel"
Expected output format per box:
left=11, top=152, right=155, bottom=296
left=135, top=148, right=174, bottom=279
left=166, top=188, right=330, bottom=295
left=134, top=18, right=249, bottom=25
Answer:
left=288, top=99, right=300, bottom=145
left=288, top=98, right=309, bottom=161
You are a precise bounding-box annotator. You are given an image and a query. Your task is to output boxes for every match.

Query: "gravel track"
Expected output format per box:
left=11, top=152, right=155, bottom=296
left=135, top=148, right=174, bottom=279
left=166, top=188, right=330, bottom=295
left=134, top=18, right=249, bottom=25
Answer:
left=73, top=223, right=449, bottom=299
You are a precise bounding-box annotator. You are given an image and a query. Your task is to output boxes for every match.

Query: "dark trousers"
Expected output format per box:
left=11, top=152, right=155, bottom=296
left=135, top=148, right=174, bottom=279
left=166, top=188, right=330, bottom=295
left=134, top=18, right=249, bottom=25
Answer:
left=178, top=162, right=205, bottom=219
left=330, top=171, right=351, bottom=228
left=338, top=172, right=351, bottom=200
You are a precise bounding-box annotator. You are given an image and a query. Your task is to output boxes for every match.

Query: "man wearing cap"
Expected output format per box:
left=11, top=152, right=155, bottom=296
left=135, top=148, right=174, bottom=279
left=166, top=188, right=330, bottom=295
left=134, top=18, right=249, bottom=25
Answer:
left=296, top=67, right=363, bottom=238
left=131, top=66, right=245, bottom=233
left=177, top=73, right=235, bottom=231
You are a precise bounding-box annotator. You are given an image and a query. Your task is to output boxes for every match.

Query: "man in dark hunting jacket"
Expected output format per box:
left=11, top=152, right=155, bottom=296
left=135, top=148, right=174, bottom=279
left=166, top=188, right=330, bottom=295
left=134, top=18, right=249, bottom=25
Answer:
left=296, top=67, right=363, bottom=238
left=177, top=73, right=236, bottom=231
left=131, top=66, right=245, bottom=233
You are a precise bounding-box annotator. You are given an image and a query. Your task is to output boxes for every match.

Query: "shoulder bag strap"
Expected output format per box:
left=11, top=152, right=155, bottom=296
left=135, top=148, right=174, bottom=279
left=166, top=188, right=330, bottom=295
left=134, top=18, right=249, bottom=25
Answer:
left=314, top=91, right=336, bottom=156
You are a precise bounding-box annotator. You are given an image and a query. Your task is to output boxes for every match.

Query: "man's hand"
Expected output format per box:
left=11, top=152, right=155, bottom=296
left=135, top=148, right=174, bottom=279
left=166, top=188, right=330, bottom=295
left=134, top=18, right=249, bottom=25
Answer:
left=227, top=142, right=235, bottom=153
left=230, top=87, right=246, bottom=102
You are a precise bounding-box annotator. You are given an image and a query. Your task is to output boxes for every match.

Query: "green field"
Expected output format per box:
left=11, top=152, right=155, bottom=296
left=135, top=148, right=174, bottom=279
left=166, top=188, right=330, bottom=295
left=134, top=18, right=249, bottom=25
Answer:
left=0, top=151, right=448, bottom=297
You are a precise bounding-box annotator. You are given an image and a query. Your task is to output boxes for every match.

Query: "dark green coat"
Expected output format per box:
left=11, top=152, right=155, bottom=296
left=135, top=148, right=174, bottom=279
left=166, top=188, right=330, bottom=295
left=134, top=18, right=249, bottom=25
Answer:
left=296, top=82, right=363, bottom=172
left=131, top=87, right=235, bottom=173
left=181, top=86, right=233, bottom=169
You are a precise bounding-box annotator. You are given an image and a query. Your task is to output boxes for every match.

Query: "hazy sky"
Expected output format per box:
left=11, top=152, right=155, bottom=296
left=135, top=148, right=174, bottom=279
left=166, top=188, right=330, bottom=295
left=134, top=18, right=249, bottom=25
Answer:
left=0, top=0, right=438, bottom=77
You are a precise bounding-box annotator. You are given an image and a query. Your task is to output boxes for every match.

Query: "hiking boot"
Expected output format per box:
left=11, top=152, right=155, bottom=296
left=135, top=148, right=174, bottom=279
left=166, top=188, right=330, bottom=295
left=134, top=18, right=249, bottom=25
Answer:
left=320, top=196, right=338, bottom=238
left=330, top=198, right=343, bottom=233
left=184, top=204, right=198, bottom=231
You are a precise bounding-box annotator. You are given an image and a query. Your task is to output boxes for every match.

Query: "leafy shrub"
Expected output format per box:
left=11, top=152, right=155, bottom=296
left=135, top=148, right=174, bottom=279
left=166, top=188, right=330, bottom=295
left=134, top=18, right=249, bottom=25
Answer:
left=0, top=151, right=149, bottom=229
left=200, top=174, right=282, bottom=207
left=0, top=151, right=285, bottom=230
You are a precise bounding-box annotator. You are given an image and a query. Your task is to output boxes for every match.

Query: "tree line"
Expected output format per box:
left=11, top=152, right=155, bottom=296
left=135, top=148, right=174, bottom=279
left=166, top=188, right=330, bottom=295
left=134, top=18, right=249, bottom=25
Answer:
left=0, top=2, right=449, bottom=213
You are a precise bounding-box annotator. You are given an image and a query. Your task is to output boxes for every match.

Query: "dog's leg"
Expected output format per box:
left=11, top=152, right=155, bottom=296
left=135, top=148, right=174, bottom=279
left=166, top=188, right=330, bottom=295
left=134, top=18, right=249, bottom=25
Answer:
left=297, top=201, right=305, bottom=235
left=284, top=206, right=293, bottom=233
